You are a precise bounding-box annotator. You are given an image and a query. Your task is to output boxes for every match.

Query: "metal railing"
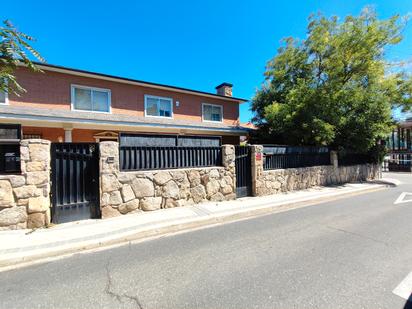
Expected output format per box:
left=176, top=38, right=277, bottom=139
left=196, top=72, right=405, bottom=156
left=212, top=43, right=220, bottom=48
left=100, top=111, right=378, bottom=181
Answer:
left=119, top=146, right=222, bottom=171
left=263, top=152, right=331, bottom=170
left=385, top=152, right=412, bottom=172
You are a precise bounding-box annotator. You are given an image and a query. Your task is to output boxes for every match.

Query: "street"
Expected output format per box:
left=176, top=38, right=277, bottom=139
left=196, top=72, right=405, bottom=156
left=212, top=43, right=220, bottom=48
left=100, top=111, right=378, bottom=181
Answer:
left=0, top=173, right=411, bottom=309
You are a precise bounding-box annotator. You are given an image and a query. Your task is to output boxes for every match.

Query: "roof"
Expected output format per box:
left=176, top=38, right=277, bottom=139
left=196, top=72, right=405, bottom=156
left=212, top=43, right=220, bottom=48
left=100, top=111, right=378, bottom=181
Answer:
left=398, top=118, right=412, bottom=128
left=0, top=105, right=250, bottom=135
left=240, top=122, right=257, bottom=130
left=24, top=61, right=248, bottom=103
left=215, top=82, right=233, bottom=89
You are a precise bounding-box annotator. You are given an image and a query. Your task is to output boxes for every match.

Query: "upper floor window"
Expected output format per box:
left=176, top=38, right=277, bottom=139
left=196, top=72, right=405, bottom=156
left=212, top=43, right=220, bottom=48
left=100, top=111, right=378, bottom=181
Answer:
left=202, top=103, right=223, bottom=122
left=0, top=90, right=8, bottom=104
left=144, top=95, right=173, bottom=118
left=71, top=85, right=111, bottom=113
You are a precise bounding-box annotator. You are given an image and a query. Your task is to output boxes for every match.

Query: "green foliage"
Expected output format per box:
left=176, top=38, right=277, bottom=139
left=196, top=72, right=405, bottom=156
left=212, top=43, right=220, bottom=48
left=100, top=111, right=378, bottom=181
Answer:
left=251, top=8, right=412, bottom=153
left=0, top=20, right=44, bottom=95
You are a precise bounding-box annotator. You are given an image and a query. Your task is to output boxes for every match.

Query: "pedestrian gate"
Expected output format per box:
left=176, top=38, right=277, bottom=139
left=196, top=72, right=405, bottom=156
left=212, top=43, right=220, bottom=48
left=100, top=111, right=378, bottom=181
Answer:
left=235, top=146, right=252, bottom=198
left=51, top=143, right=100, bottom=224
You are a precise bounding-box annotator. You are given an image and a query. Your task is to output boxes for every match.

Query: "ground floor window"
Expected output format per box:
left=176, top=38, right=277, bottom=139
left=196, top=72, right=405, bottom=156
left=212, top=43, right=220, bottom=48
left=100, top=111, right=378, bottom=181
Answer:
left=0, top=124, right=21, bottom=173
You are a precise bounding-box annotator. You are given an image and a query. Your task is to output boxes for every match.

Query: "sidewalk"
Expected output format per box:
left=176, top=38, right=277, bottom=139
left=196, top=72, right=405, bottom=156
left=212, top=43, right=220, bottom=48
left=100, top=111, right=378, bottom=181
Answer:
left=0, top=180, right=396, bottom=271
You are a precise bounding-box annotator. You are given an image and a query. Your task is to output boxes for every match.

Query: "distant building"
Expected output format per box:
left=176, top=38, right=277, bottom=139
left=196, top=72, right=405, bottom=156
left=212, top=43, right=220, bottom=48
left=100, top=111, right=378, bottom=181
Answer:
left=240, top=122, right=256, bottom=143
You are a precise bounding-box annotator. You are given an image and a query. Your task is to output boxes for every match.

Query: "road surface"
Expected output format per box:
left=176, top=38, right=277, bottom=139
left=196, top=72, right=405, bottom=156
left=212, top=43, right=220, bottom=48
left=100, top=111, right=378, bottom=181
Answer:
left=0, top=172, right=411, bottom=309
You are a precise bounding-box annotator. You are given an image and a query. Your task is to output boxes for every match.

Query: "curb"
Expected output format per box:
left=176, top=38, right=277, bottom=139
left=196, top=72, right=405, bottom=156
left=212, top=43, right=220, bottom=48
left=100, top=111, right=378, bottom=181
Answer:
left=0, top=184, right=387, bottom=271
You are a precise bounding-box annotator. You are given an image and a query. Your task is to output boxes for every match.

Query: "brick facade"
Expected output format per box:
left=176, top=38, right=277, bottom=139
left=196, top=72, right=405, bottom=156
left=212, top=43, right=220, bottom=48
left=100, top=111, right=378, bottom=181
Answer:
left=10, top=67, right=240, bottom=126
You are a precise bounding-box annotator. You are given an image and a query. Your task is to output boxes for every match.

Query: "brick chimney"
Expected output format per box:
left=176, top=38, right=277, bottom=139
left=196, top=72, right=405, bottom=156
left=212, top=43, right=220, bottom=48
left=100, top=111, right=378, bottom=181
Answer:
left=216, top=82, right=233, bottom=97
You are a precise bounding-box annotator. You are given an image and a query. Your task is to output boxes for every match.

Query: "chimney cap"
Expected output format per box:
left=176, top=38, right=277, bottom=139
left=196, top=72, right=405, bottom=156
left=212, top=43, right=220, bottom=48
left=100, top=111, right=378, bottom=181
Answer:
left=215, top=82, right=233, bottom=89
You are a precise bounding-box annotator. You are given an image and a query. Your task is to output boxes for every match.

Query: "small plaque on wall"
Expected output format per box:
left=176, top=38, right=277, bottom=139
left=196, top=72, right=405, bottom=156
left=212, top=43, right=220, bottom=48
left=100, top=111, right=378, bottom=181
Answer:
left=256, top=153, right=262, bottom=161
left=106, top=156, right=115, bottom=163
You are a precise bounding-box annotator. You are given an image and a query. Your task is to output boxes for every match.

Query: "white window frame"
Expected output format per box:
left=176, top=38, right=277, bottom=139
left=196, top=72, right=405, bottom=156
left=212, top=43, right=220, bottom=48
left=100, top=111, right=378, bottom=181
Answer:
left=71, top=84, right=111, bottom=113
left=0, top=82, right=9, bottom=105
left=144, top=94, right=173, bottom=119
left=202, top=103, right=223, bottom=123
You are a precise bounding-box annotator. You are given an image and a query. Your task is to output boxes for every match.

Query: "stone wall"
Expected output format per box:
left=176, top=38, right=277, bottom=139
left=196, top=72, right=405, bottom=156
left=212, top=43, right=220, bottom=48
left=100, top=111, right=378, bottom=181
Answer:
left=255, top=164, right=381, bottom=196
left=99, top=142, right=236, bottom=218
left=0, top=140, right=51, bottom=230
left=251, top=145, right=381, bottom=196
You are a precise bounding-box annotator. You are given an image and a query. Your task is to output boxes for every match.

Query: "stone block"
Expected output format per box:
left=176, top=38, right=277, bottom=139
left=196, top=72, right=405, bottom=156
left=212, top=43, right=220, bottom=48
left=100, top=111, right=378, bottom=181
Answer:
left=26, top=161, right=47, bottom=172
left=0, top=206, right=27, bottom=227
left=8, top=175, right=26, bottom=188
left=187, top=170, right=201, bottom=187
left=117, top=173, right=136, bottom=184
left=99, top=142, right=119, bottom=157
left=101, top=206, right=121, bottom=218
left=162, top=180, right=180, bottom=199
left=27, top=196, right=49, bottom=213
left=131, top=177, right=154, bottom=198
left=201, top=174, right=210, bottom=185
left=209, top=169, right=220, bottom=179
left=206, top=180, right=220, bottom=196
left=153, top=171, right=172, bottom=185
left=118, top=199, right=140, bottom=214
left=171, top=171, right=187, bottom=182
left=222, top=185, right=233, bottom=195
left=28, top=144, right=50, bottom=162
left=17, top=198, right=29, bottom=206
left=101, top=174, right=121, bottom=192
left=190, top=185, right=206, bottom=203
left=27, top=213, right=46, bottom=229
left=121, top=184, right=135, bottom=203
left=225, top=193, right=236, bottom=201
left=163, top=198, right=179, bottom=208
left=101, top=192, right=110, bottom=206
left=13, top=185, right=41, bottom=199
left=140, top=197, right=162, bottom=211
left=26, top=172, right=48, bottom=185
left=20, top=146, right=30, bottom=161
left=109, top=190, right=122, bottom=206
left=210, top=192, right=224, bottom=202
left=0, top=180, right=15, bottom=207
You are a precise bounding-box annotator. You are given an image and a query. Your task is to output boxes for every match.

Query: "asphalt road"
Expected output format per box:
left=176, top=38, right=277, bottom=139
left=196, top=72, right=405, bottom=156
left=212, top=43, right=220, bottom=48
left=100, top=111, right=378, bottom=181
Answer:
left=0, top=172, right=411, bottom=309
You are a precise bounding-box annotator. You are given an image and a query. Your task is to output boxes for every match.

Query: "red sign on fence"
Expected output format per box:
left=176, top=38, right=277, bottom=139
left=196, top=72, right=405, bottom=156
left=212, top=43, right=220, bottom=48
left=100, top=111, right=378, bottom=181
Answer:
left=256, top=153, right=262, bottom=161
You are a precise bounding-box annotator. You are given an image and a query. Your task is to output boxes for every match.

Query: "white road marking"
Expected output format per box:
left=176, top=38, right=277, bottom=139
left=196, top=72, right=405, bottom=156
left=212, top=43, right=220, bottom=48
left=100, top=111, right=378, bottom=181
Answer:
left=393, top=271, right=412, bottom=300
left=394, top=192, right=412, bottom=205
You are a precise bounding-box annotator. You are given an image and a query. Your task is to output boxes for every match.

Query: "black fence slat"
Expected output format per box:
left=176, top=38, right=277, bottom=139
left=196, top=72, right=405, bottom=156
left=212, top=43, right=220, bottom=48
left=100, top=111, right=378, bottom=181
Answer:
left=263, top=152, right=331, bottom=170
left=119, top=146, right=222, bottom=171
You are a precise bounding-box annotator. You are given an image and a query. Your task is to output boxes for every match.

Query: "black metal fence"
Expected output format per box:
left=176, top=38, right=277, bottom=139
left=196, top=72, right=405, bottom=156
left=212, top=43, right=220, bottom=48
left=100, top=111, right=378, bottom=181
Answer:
left=263, top=152, right=331, bottom=170
left=120, top=146, right=222, bottom=171
left=337, top=152, right=374, bottom=166
left=386, top=152, right=412, bottom=172
left=262, top=145, right=330, bottom=170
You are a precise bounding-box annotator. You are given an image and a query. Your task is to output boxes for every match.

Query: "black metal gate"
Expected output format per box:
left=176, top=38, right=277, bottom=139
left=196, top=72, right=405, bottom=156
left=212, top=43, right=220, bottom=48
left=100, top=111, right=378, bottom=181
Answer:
left=51, top=143, right=100, bottom=224
left=235, top=146, right=252, bottom=198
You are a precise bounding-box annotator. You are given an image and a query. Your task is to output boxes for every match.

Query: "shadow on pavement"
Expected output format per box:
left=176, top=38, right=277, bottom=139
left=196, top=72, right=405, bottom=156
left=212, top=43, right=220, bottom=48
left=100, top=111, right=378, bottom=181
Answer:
left=367, top=179, right=398, bottom=187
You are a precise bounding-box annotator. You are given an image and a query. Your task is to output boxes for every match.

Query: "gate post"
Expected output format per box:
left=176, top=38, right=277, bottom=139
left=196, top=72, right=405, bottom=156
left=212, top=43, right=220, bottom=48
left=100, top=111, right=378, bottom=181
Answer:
left=21, top=140, right=51, bottom=228
left=330, top=150, right=338, bottom=168
left=250, top=145, right=264, bottom=196
left=222, top=144, right=236, bottom=193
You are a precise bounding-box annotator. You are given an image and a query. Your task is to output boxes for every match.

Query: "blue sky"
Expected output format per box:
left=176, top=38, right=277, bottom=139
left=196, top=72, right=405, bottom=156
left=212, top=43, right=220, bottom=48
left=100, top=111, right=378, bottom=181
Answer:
left=2, top=0, right=412, bottom=122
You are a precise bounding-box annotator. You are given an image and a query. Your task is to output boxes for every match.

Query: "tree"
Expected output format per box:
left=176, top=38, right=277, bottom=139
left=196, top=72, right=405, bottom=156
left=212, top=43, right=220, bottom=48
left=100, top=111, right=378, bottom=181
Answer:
left=0, top=20, right=44, bottom=95
left=251, top=8, right=412, bottom=154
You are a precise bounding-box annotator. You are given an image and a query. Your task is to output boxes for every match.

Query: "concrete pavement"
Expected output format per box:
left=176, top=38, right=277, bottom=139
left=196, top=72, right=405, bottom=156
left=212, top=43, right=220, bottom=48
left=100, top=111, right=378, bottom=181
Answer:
left=0, top=180, right=390, bottom=270
left=0, top=173, right=411, bottom=308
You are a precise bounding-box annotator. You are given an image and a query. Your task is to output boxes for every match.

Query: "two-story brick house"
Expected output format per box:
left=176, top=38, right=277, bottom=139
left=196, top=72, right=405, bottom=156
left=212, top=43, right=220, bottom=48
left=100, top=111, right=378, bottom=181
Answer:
left=0, top=62, right=248, bottom=146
